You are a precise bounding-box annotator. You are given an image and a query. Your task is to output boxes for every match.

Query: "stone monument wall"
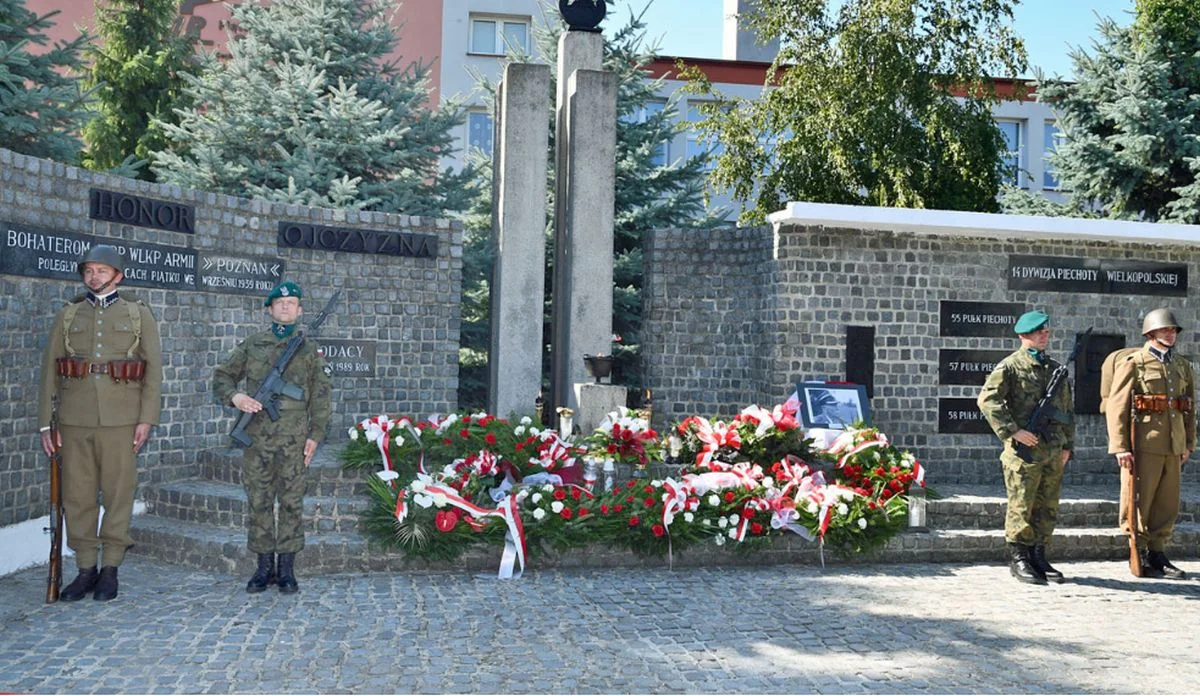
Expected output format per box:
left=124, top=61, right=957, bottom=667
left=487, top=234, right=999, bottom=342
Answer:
left=0, top=149, right=462, bottom=527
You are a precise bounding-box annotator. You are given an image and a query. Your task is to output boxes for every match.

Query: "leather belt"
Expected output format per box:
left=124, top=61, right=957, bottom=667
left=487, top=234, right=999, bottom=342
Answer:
left=89, top=362, right=109, bottom=374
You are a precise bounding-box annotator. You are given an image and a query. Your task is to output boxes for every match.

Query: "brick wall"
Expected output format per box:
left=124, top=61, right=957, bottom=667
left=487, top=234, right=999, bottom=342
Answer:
left=644, top=221, right=1199, bottom=485
left=0, top=149, right=462, bottom=526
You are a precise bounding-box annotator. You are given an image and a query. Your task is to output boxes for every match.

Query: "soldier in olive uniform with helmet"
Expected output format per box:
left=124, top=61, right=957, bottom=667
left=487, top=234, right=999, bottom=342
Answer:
left=38, top=244, right=163, bottom=601
left=1105, top=308, right=1195, bottom=579
left=213, top=281, right=332, bottom=594
left=977, top=310, right=1074, bottom=585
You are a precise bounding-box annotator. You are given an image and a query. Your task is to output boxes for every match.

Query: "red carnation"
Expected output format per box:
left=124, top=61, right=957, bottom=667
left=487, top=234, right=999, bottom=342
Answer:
left=889, top=479, right=903, bottom=492
left=750, top=522, right=763, bottom=535
left=614, top=503, right=624, bottom=513
left=626, top=495, right=635, bottom=504
left=628, top=515, right=640, bottom=527
left=515, top=442, right=525, bottom=452
left=460, top=428, right=470, bottom=439
left=740, top=508, right=755, bottom=519
left=723, top=491, right=736, bottom=503
left=578, top=507, right=590, bottom=517
left=553, top=489, right=567, bottom=501
left=642, top=485, right=654, bottom=494
left=600, top=504, right=610, bottom=514
left=652, top=524, right=666, bottom=538
left=485, top=433, right=497, bottom=445
left=607, top=444, right=618, bottom=454
left=626, top=480, right=636, bottom=489
left=874, top=467, right=886, bottom=477
left=571, top=488, right=582, bottom=500
left=560, top=508, right=573, bottom=520
left=643, top=497, right=656, bottom=508
left=442, top=438, right=453, bottom=446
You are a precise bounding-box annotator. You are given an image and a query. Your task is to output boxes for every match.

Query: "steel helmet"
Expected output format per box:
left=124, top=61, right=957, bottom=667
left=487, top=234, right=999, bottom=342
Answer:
left=1142, top=308, right=1182, bottom=336
left=77, top=244, right=125, bottom=275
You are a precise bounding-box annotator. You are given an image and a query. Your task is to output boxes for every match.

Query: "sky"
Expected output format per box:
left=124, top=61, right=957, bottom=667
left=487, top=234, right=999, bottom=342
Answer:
left=606, top=0, right=1136, bottom=79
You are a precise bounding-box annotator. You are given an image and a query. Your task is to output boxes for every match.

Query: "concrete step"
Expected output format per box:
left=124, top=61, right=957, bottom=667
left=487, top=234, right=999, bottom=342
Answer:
left=142, top=479, right=367, bottom=533
left=199, top=447, right=369, bottom=498
left=926, top=484, right=1200, bottom=530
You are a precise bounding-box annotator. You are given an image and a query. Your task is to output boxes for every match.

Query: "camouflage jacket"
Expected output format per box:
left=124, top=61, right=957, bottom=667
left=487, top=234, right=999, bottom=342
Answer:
left=212, top=330, right=332, bottom=443
left=977, top=348, right=1075, bottom=451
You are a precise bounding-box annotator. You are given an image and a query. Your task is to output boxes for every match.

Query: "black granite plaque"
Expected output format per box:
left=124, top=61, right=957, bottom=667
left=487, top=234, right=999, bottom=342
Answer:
left=937, top=398, right=993, bottom=434
left=277, top=222, right=437, bottom=259
left=0, top=223, right=197, bottom=290
left=939, top=301, right=1025, bottom=337
left=845, top=325, right=875, bottom=398
left=199, top=253, right=285, bottom=296
left=1008, top=255, right=1187, bottom=296
left=318, top=339, right=376, bottom=376
left=938, top=349, right=1011, bottom=386
left=1076, top=332, right=1125, bottom=415
left=89, top=188, right=195, bottom=234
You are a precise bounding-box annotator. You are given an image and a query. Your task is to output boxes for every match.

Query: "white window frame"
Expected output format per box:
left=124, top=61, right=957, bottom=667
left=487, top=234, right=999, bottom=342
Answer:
left=468, top=14, right=530, bottom=56
left=996, top=119, right=1025, bottom=188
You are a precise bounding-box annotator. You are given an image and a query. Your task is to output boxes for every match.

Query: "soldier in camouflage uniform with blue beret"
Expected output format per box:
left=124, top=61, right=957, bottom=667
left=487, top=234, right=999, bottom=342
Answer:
left=213, top=281, right=331, bottom=594
left=977, top=310, right=1074, bottom=585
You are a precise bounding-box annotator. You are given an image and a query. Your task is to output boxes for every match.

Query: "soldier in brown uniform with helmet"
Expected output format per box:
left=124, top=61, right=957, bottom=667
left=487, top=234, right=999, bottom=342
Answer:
left=38, top=244, right=163, bottom=601
left=1105, top=308, right=1195, bottom=579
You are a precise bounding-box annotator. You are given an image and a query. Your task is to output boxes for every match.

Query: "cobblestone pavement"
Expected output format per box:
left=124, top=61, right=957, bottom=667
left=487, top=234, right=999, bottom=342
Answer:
left=2, top=558, right=1200, bottom=694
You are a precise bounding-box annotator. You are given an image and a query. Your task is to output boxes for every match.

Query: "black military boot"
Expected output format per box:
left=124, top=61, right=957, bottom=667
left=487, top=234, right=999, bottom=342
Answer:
left=60, top=566, right=99, bottom=602
left=1139, top=549, right=1166, bottom=578
left=1009, top=543, right=1048, bottom=585
left=1148, top=550, right=1187, bottom=579
left=1030, top=544, right=1065, bottom=584
left=92, top=566, right=119, bottom=601
left=245, top=553, right=276, bottom=593
left=277, top=552, right=299, bottom=594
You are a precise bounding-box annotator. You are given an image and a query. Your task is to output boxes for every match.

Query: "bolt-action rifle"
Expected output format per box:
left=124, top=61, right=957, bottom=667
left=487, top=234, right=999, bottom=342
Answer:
left=1126, top=402, right=1143, bottom=576
left=1013, top=328, right=1092, bottom=464
left=45, top=395, right=63, bottom=604
left=229, top=291, right=341, bottom=448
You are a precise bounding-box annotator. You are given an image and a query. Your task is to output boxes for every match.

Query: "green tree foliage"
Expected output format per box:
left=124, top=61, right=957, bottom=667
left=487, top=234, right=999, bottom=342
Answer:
left=457, top=6, right=722, bottom=409
left=1003, top=5, right=1200, bottom=223
left=151, top=0, right=472, bottom=215
left=682, top=0, right=1027, bottom=224
left=0, top=0, right=87, bottom=162
left=81, top=0, right=196, bottom=178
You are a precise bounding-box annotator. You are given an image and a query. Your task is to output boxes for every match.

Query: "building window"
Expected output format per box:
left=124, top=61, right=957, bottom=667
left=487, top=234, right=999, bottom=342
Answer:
left=469, top=15, right=530, bottom=56
left=686, top=102, right=725, bottom=170
left=622, top=100, right=669, bottom=167
left=1043, top=121, right=1065, bottom=190
left=468, top=111, right=493, bottom=158
left=996, top=120, right=1023, bottom=187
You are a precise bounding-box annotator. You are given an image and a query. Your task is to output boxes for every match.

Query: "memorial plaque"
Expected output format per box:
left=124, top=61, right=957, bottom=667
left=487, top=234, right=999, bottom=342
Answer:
left=937, top=398, right=993, bottom=434
left=939, top=301, right=1025, bottom=337
left=1, top=222, right=197, bottom=290
left=199, top=253, right=286, bottom=296
left=845, top=325, right=875, bottom=398
left=89, top=188, right=196, bottom=234
left=1076, top=332, right=1125, bottom=415
left=318, top=339, right=376, bottom=376
left=277, top=222, right=437, bottom=259
left=938, top=349, right=1011, bottom=386
left=1008, top=255, right=1187, bottom=297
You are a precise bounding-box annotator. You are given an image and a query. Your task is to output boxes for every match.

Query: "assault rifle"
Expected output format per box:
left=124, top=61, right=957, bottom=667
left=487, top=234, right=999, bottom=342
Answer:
left=45, top=395, right=63, bottom=604
left=1013, top=328, right=1091, bottom=464
left=229, top=291, right=341, bottom=448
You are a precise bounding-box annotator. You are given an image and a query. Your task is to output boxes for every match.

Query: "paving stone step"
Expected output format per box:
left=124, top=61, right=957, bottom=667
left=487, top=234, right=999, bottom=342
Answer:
left=926, top=484, right=1200, bottom=530
left=199, top=447, right=371, bottom=498
left=142, top=479, right=367, bottom=533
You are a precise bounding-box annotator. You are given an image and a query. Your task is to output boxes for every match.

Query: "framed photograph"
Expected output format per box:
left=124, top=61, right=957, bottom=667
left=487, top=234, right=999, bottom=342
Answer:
left=796, top=382, right=871, bottom=430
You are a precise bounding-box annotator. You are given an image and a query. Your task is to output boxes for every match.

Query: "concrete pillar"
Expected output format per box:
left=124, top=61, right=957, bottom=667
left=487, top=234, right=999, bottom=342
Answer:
left=573, top=383, right=628, bottom=436
left=488, top=63, right=551, bottom=418
left=550, top=68, right=617, bottom=417
left=722, top=0, right=780, bottom=63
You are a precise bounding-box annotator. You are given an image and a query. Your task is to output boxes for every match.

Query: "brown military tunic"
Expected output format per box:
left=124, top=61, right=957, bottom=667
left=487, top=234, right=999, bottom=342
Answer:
left=38, top=294, right=163, bottom=569
left=1105, top=344, right=1195, bottom=551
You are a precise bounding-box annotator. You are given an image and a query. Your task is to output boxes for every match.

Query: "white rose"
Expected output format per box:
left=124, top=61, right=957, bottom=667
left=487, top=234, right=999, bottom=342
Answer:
left=551, top=501, right=564, bottom=513
left=516, top=489, right=529, bottom=502
left=727, top=528, right=738, bottom=539
left=857, top=517, right=868, bottom=529
left=348, top=428, right=359, bottom=440
left=727, top=514, right=740, bottom=526
left=718, top=517, right=728, bottom=529
left=543, top=484, right=554, bottom=493
left=806, top=502, right=818, bottom=514
left=520, top=416, right=532, bottom=425
left=708, top=494, right=720, bottom=507
left=375, top=470, right=399, bottom=482
left=702, top=519, right=711, bottom=527
left=837, top=503, right=849, bottom=516
left=532, top=508, right=546, bottom=521
left=432, top=493, right=449, bottom=508
left=531, top=493, right=543, bottom=504
left=651, top=479, right=662, bottom=487
left=762, top=476, right=774, bottom=489
left=714, top=535, right=725, bottom=546
left=683, top=512, right=695, bottom=523
left=514, top=426, right=526, bottom=437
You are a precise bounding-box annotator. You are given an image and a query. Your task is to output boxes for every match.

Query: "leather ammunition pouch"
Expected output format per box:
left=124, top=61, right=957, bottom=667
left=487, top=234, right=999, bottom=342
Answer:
left=56, top=357, right=146, bottom=382
left=1133, top=394, right=1193, bottom=414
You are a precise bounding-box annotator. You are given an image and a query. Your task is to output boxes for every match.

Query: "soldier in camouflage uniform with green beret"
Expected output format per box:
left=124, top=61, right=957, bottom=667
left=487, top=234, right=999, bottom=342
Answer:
left=213, top=281, right=332, bottom=594
left=977, top=310, right=1075, bottom=585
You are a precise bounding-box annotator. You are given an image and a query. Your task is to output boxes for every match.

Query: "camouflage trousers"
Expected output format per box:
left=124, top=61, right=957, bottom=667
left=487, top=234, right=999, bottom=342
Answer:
left=1001, top=443, right=1066, bottom=545
left=242, top=423, right=307, bottom=554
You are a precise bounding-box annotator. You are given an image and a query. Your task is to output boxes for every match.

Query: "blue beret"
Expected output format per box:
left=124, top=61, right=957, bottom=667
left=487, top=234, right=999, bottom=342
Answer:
left=265, top=281, right=303, bottom=307
left=1014, top=310, right=1049, bottom=334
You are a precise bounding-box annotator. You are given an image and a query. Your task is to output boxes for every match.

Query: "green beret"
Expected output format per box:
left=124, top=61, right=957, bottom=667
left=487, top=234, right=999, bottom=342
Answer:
left=265, top=281, right=303, bottom=307
left=1014, top=310, right=1049, bottom=334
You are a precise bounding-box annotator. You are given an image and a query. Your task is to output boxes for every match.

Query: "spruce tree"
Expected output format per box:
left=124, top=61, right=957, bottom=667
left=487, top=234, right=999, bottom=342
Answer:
left=457, top=8, right=722, bottom=409
left=1002, top=8, right=1200, bottom=223
left=0, top=0, right=87, bottom=162
left=151, top=0, right=472, bottom=215
left=81, top=0, right=196, bottom=178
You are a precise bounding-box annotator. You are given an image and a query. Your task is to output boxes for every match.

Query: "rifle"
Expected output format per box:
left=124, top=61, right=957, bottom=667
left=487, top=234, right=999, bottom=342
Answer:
left=1014, top=328, right=1092, bottom=464
left=229, top=290, right=341, bottom=448
left=1125, top=403, right=1143, bottom=576
left=45, top=395, right=63, bottom=604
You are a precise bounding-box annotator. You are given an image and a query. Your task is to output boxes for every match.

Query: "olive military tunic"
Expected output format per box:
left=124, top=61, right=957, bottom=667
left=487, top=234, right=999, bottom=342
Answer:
left=37, top=294, right=163, bottom=569
left=977, top=349, right=1075, bottom=546
left=212, top=331, right=332, bottom=554
left=1105, top=345, right=1196, bottom=551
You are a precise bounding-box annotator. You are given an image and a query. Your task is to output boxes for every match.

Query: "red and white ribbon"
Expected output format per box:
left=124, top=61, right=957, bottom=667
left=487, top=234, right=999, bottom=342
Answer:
left=401, top=484, right=528, bottom=579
